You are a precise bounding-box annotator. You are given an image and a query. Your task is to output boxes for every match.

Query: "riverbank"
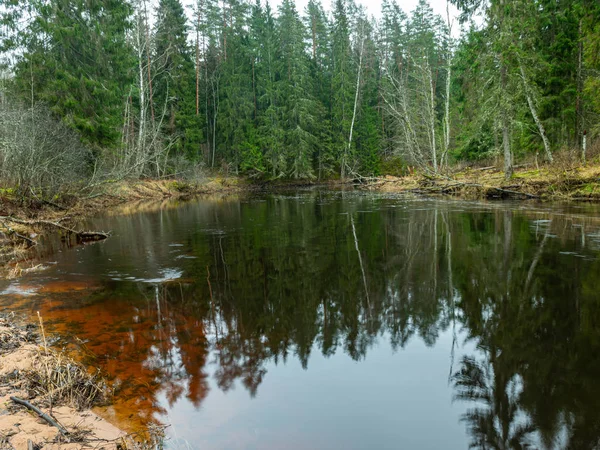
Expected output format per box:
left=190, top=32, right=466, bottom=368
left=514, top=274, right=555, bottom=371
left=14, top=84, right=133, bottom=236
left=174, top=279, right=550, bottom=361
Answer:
left=359, top=162, right=600, bottom=201
left=0, top=177, right=252, bottom=276
left=3, top=163, right=600, bottom=273
left=0, top=313, right=164, bottom=449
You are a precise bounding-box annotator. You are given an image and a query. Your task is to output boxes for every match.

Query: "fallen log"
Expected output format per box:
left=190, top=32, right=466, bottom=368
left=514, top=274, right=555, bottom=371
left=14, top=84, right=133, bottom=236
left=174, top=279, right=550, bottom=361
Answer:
left=10, top=396, right=69, bottom=437
left=0, top=216, right=110, bottom=242
left=415, top=180, right=540, bottom=199
left=490, top=186, right=539, bottom=199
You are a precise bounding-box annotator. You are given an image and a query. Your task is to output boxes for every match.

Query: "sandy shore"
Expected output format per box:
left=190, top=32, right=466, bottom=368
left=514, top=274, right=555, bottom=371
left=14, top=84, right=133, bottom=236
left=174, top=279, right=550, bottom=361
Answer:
left=0, top=315, right=140, bottom=449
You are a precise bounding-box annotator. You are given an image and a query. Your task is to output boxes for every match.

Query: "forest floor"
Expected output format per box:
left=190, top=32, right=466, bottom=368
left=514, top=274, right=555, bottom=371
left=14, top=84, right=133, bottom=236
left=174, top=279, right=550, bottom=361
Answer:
left=360, top=162, right=600, bottom=201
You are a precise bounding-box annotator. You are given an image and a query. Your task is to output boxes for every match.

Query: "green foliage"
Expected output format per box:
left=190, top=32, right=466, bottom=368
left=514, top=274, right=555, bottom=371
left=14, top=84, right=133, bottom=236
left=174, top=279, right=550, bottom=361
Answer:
left=1, top=0, right=599, bottom=178
left=7, top=0, right=134, bottom=147
left=154, top=0, right=202, bottom=158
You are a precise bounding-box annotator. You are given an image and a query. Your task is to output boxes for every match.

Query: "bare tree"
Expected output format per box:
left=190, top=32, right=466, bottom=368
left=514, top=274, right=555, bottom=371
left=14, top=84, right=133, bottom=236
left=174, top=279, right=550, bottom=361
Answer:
left=0, top=99, right=91, bottom=196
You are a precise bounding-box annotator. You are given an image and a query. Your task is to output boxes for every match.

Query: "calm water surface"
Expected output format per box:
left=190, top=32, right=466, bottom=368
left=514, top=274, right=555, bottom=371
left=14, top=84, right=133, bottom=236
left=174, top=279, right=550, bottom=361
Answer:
left=2, top=191, right=600, bottom=449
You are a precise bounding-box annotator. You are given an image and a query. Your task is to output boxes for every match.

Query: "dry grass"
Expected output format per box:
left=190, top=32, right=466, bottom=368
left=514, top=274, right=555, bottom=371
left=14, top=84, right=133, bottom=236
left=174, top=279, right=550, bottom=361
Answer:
left=0, top=313, right=111, bottom=411
left=364, top=144, right=600, bottom=201
left=116, top=424, right=167, bottom=450
left=25, top=347, right=111, bottom=411
left=0, top=313, right=167, bottom=449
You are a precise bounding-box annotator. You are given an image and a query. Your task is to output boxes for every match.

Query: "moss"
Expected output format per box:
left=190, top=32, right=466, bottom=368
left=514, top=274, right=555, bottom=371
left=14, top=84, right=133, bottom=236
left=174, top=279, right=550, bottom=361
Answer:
left=573, top=182, right=600, bottom=196
left=512, top=170, right=542, bottom=180
left=170, top=180, right=191, bottom=193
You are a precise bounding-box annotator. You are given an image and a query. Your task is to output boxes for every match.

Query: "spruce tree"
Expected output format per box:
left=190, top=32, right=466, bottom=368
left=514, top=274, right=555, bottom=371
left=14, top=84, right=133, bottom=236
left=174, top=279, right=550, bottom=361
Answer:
left=9, top=0, right=134, bottom=147
left=331, top=0, right=355, bottom=176
left=276, top=0, right=322, bottom=178
left=154, top=0, right=202, bottom=159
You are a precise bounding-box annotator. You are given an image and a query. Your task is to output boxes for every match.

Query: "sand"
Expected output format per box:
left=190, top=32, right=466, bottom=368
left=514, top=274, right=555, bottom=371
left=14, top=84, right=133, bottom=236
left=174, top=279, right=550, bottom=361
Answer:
left=0, top=320, right=128, bottom=449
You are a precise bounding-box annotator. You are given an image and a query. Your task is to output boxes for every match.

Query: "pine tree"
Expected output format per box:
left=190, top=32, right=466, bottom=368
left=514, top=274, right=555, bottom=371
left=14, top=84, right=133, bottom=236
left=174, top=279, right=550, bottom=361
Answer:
left=276, top=0, right=322, bottom=178
left=354, top=17, right=382, bottom=175
left=217, top=0, right=253, bottom=172
left=304, top=0, right=333, bottom=178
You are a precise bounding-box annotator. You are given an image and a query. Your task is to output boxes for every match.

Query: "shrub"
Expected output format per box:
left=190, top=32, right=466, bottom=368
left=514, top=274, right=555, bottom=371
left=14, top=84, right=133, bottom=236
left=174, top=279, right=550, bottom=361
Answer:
left=0, top=98, right=92, bottom=197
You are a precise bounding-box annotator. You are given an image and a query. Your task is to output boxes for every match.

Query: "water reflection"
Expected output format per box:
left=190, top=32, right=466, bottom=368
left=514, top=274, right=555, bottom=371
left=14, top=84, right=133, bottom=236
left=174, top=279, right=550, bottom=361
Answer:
left=2, top=192, right=600, bottom=448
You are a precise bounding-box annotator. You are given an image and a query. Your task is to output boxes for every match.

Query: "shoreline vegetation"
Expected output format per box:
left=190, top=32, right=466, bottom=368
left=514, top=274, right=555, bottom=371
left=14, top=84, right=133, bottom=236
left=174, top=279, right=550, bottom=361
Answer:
left=3, top=155, right=600, bottom=270
left=0, top=313, right=166, bottom=449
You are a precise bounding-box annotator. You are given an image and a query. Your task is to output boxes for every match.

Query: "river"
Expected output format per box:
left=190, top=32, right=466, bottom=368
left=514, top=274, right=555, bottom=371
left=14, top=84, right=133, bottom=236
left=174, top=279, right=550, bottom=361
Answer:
left=1, top=190, right=600, bottom=449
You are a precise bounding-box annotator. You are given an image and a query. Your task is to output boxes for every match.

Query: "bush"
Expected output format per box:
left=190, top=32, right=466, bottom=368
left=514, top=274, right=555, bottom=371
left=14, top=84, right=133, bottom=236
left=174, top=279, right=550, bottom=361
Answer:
left=0, top=98, right=92, bottom=197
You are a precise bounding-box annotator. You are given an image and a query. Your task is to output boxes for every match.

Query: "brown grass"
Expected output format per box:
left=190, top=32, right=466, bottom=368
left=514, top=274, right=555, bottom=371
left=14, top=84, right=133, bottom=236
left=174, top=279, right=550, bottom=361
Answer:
left=362, top=149, right=600, bottom=201
left=0, top=313, right=167, bottom=449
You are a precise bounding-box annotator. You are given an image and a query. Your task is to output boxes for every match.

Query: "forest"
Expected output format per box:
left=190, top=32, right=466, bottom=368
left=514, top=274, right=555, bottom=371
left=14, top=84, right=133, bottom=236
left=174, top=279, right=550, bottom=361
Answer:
left=1, top=0, right=600, bottom=188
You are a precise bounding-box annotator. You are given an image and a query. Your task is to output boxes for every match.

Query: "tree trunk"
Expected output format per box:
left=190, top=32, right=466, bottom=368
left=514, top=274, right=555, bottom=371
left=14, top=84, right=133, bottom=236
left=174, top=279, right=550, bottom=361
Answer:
left=344, top=35, right=365, bottom=179
left=143, top=0, right=154, bottom=123
left=195, top=3, right=201, bottom=116
left=519, top=63, right=552, bottom=162
left=136, top=7, right=146, bottom=158
left=576, top=18, right=584, bottom=151
left=428, top=59, right=437, bottom=173
left=442, top=1, right=452, bottom=170
left=501, top=59, right=513, bottom=179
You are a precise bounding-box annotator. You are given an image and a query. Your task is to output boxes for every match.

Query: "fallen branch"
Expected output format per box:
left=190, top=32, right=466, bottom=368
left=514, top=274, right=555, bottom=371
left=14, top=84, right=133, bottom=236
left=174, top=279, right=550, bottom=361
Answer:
left=29, top=188, right=68, bottom=211
left=0, top=220, right=37, bottom=247
left=415, top=179, right=540, bottom=199
left=490, top=186, right=539, bottom=199
left=0, top=216, right=110, bottom=242
left=10, top=396, right=70, bottom=437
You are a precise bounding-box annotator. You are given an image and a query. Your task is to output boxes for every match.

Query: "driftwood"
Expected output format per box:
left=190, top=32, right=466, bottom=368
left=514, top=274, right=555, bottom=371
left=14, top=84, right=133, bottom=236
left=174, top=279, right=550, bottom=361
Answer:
left=0, top=216, right=110, bottom=242
left=417, top=179, right=540, bottom=199
left=10, top=396, right=70, bottom=437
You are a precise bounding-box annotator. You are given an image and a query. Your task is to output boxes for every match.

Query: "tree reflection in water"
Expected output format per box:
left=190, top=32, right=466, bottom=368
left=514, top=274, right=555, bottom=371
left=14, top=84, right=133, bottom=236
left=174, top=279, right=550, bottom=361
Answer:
left=3, top=193, right=600, bottom=447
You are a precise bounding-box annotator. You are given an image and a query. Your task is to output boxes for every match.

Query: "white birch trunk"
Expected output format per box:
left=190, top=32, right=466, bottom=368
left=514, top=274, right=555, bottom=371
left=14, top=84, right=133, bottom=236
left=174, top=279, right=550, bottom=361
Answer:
left=136, top=7, right=146, bottom=162
left=428, top=60, right=437, bottom=173
left=344, top=33, right=366, bottom=179
left=519, top=63, right=552, bottom=163
left=442, top=1, right=453, bottom=170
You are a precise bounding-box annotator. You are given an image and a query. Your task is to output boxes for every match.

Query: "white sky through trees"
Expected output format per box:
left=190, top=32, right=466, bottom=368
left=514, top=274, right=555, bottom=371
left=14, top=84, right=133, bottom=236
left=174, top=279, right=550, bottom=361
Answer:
left=268, top=0, right=461, bottom=25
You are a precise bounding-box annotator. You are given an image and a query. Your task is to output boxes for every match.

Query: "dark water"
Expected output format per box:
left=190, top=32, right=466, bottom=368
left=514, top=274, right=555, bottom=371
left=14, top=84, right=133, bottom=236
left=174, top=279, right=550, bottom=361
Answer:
left=2, top=191, right=600, bottom=449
